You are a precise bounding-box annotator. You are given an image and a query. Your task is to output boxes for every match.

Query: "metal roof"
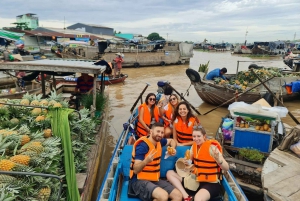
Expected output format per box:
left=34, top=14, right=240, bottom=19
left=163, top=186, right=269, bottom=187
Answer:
left=80, top=23, right=112, bottom=29
left=0, top=59, right=106, bottom=74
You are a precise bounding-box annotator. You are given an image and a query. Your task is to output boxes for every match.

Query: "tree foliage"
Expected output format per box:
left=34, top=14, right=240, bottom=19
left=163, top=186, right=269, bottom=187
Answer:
left=147, top=32, right=165, bottom=41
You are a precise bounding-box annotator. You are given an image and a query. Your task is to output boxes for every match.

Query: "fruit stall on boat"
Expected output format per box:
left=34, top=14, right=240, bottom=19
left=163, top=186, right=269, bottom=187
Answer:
left=96, top=98, right=249, bottom=201
left=0, top=60, right=108, bottom=201
left=215, top=100, right=287, bottom=196
left=186, top=62, right=300, bottom=106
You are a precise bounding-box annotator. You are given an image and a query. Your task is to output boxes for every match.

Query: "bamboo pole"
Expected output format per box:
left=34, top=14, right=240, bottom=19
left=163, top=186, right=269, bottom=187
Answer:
left=251, top=69, right=300, bottom=125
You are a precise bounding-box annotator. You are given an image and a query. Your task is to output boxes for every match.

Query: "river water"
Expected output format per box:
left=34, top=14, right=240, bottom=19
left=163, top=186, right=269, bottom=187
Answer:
left=94, top=51, right=300, bottom=200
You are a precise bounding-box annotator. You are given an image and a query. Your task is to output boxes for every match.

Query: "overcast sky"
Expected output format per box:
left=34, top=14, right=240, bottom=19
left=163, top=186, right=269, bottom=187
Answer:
left=0, top=0, right=299, bottom=43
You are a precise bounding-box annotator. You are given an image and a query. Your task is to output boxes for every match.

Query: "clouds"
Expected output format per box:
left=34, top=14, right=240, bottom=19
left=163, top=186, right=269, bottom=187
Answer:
left=0, top=0, right=299, bottom=42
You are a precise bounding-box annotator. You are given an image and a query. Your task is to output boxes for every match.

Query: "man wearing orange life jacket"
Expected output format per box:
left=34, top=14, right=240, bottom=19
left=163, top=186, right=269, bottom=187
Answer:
left=172, top=102, right=199, bottom=146
left=167, top=127, right=229, bottom=201
left=129, top=122, right=182, bottom=201
left=136, top=93, right=160, bottom=138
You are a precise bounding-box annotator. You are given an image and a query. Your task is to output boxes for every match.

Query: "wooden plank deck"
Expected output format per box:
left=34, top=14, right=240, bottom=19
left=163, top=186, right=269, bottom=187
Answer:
left=262, top=148, right=300, bottom=201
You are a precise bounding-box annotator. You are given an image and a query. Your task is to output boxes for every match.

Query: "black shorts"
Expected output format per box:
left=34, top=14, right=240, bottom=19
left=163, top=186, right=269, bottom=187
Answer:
left=182, top=180, right=221, bottom=199
left=131, top=179, right=175, bottom=201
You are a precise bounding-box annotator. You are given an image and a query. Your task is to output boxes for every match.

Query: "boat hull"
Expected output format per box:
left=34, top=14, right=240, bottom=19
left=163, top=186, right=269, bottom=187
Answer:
left=192, top=76, right=300, bottom=106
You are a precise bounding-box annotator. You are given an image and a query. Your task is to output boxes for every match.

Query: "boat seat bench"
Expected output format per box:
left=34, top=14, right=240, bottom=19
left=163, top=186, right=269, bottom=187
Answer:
left=119, top=145, right=223, bottom=201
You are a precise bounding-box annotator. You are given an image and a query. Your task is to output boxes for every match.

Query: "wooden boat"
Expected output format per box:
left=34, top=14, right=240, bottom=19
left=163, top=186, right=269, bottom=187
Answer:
left=186, top=68, right=300, bottom=106
left=52, top=41, right=194, bottom=67
left=96, top=111, right=249, bottom=201
left=215, top=103, right=285, bottom=197
left=262, top=124, right=300, bottom=201
left=55, top=73, right=128, bottom=87
left=0, top=81, right=42, bottom=99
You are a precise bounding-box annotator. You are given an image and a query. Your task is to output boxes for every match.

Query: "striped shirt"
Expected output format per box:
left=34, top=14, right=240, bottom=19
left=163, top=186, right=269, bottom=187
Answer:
left=76, top=75, right=94, bottom=93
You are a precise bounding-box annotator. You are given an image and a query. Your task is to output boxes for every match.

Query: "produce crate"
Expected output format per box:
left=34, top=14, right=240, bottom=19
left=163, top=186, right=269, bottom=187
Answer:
left=231, top=112, right=276, bottom=153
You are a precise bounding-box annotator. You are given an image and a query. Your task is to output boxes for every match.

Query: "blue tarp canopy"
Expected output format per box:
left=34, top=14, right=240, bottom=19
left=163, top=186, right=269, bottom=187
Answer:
left=0, top=29, right=24, bottom=41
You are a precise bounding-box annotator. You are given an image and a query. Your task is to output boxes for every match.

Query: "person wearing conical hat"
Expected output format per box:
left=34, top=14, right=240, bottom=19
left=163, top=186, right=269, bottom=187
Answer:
left=113, top=52, right=124, bottom=79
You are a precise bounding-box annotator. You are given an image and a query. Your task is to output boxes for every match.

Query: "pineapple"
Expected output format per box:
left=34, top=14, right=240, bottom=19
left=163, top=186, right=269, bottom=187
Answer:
left=43, top=129, right=52, bottom=138
left=20, top=135, right=31, bottom=145
left=0, top=159, right=15, bottom=171
left=39, top=100, right=49, bottom=106
left=20, top=99, right=30, bottom=105
left=0, top=174, right=16, bottom=183
left=35, top=116, right=45, bottom=122
left=18, top=125, right=30, bottom=135
left=48, top=100, right=57, bottom=106
left=10, top=118, right=19, bottom=125
left=22, top=92, right=34, bottom=102
left=30, top=100, right=40, bottom=106
left=10, top=155, right=30, bottom=166
left=20, top=142, right=44, bottom=154
left=53, top=102, right=62, bottom=108
left=32, top=108, right=42, bottom=116
left=38, top=186, right=51, bottom=201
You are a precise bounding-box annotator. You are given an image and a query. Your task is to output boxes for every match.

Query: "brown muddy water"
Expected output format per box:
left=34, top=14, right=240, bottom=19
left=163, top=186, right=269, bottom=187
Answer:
left=93, top=51, right=300, bottom=200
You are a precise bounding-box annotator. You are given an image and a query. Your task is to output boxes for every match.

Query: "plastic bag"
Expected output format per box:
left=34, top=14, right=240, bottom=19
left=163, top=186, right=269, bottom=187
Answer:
left=290, top=140, right=300, bottom=157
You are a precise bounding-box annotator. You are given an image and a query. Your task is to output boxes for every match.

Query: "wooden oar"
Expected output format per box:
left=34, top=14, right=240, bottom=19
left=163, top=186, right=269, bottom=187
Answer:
left=130, top=83, right=150, bottom=113
left=251, top=69, right=300, bottom=125
left=203, top=76, right=275, bottom=115
left=167, top=84, right=201, bottom=115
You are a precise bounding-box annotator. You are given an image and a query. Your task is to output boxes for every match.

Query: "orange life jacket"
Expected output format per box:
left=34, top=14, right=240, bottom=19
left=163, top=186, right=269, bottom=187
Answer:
left=136, top=103, right=160, bottom=138
left=174, top=117, right=197, bottom=143
left=129, top=136, right=161, bottom=181
left=163, top=103, right=174, bottom=127
left=192, top=140, right=222, bottom=182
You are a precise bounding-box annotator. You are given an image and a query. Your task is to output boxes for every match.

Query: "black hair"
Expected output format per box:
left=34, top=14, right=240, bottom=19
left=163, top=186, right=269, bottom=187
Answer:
left=151, top=122, right=164, bottom=129
left=145, top=93, right=156, bottom=119
left=164, top=86, right=173, bottom=95
left=220, top=68, right=227, bottom=73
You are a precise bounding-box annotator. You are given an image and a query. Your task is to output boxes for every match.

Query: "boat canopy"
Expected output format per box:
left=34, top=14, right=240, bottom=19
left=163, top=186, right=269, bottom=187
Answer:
left=254, top=41, right=285, bottom=50
left=0, top=29, right=24, bottom=41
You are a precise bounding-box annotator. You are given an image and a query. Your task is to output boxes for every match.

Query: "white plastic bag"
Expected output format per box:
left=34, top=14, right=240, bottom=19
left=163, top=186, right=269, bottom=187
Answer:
left=290, top=141, right=300, bottom=157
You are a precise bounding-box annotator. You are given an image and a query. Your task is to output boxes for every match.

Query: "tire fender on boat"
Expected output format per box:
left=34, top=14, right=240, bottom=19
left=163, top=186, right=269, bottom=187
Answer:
left=263, top=92, right=274, bottom=106
left=186, top=68, right=201, bottom=83
left=160, top=61, right=166, bottom=66
left=134, top=62, right=140, bottom=68
left=248, top=64, right=263, bottom=69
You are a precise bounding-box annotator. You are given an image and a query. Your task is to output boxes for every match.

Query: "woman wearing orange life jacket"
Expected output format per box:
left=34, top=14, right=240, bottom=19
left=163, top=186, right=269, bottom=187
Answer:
left=159, top=94, right=180, bottom=138
left=136, top=93, right=160, bottom=138
left=172, top=102, right=200, bottom=146
left=166, top=127, right=229, bottom=201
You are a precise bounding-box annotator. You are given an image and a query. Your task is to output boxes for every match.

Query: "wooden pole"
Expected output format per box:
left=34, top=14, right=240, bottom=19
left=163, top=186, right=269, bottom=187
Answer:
left=251, top=69, right=300, bottom=125
left=130, top=83, right=150, bottom=113
left=41, top=72, right=46, bottom=98
left=202, top=76, right=275, bottom=115
left=92, top=74, right=97, bottom=117
left=100, top=73, right=105, bottom=94
left=167, top=84, right=201, bottom=115
left=236, top=60, right=240, bottom=75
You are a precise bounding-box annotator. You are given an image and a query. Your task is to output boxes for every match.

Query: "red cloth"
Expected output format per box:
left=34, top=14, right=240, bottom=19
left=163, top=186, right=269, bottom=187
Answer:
left=76, top=75, right=94, bottom=93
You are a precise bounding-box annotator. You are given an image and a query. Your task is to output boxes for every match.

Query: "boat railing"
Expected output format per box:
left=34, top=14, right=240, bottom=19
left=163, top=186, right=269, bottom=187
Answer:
left=96, top=113, right=136, bottom=201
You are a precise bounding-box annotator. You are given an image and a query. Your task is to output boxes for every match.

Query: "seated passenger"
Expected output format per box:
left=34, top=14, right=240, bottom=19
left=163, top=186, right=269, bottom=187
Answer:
left=166, top=127, right=229, bottom=201
left=136, top=93, right=160, bottom=138
left=172, top=102, right=200, bottom=146
left=75, top=73, right=94, bottom=95
left=205, top=67, right=227, bottom=80
left=159, top=94, right=180, bottom=138
left=129, top=122, right=182, bottom=201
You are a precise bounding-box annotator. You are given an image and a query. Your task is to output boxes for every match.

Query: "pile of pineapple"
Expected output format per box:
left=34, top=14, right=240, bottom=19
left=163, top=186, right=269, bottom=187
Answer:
left=214, top=67, right=292, bottom=92
left=0, top=91, right=99, bottom=200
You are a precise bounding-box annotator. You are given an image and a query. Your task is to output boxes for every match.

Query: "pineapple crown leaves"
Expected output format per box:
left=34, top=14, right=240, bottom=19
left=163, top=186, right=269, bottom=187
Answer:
left=42, top=137, right=61, bottom=148
left=31, top=94, right=43, bottom=101
left=0, top=134, right=13, bottom=153
left=22, top=92, right=34, bottom=102
left=18, top=125, right=31, bottom=135
left=47, top=90, right=63, bottom=102
left=0, top=186, right=19, bottom=201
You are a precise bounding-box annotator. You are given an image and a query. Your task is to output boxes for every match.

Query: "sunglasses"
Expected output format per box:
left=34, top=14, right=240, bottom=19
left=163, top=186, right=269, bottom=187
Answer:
left=149, top=98, right=156, bottom=101
left=193, top=125, right=203, bottom=129
left=169, top=97, right=177, bottom=101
